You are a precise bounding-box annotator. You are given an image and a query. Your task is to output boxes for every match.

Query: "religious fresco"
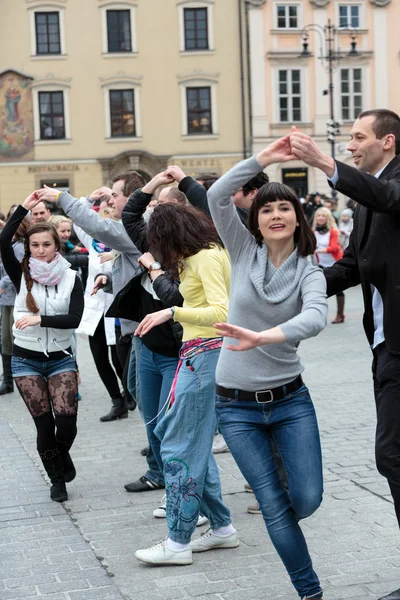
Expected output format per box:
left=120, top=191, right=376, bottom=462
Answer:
left=0, top=70, right=34, bottom=161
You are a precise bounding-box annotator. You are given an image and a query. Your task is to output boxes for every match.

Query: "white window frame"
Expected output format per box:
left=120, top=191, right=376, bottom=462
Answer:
left=31, top=85, right=71, bottom=143
left=337, top=3, right=362, bottom=30
left=28, top=4, right=66, bottom=58
left=339, top=67, right=363, bottom=122
left=276, top=68, right=304, bottom=124
left=274, top=3, right=301, bottom=30
left=177, top=1, right=215, bottom=54
left=103, top=84, right=141, bottom=140
left=99, top=2, right=137, bottom=56
left=179, top=79, right=218, bottom=138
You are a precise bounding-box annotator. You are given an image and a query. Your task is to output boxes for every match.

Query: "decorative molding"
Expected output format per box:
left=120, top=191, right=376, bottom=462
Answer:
left=26, top=0, right=66, bottom=3
left=369, top=0, right=391, bottom=6
left=176, top=0, right=214, bottom=6
left=177, top=68, right=220, bottom=83
left=309, top=0, right=330, bottom=7
left=246, top=0, right=267, bottom=7
left=31, top=72, right=71, bottom=87
left=99, top=72, right=143, bottom=87
left=97, top=1, right=137, bottom=7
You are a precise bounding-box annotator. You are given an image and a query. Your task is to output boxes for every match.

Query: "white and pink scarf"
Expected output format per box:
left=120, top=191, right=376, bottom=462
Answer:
left=29, top=253, right=71, bottom=286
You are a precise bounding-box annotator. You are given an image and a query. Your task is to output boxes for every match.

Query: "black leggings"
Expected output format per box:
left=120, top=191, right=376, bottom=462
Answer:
left=88, top=317, right=123, bottom=399
left=15, top=371, right=78, bottom=459
left=115, top=325, right=135, bottom=404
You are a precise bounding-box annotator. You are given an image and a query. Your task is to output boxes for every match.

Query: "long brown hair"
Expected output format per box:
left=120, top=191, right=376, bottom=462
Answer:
left=21, top=223, right=61, bottom=314
left=146, top=204, right=223, bottom=275
left=14, top=216, right=31, bottom=243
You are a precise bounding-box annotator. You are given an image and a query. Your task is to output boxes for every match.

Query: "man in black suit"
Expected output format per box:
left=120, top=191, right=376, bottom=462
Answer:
left=289, top=109, right=400, bottom=600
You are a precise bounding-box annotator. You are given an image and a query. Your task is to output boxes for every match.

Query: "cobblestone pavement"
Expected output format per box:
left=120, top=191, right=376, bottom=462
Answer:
left=1, top=286, right=400, bottom=600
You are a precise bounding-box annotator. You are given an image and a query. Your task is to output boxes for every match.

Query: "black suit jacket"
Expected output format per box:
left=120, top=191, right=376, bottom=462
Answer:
left=324, top=154, right=400, bottom=353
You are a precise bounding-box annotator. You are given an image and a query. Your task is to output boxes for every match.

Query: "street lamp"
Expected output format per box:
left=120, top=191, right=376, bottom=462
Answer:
left=299, top=20, right=359, bottom=167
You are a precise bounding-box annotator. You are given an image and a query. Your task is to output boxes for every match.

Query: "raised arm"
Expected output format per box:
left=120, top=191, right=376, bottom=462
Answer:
left=122, top=171, right=175, bottom=253
left=36, top=187, right=140, bottom=256
left=0, top=195, right=40, bottom=291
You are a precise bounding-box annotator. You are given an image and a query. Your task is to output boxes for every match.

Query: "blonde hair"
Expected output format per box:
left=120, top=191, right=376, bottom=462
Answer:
left=48, top=215, right=72, bottom=229
left=313, top=207, right=337, bottom=231
left=99, top=207, right=114, bottom=219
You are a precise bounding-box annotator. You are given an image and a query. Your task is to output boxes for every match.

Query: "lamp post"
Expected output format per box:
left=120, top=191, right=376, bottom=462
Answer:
left=300, top=20, right=359, bottom=166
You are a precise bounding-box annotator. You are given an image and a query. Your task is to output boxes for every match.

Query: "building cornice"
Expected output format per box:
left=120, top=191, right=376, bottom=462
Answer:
left=309, top=0, right=330, bottom=7
left=176, top=68, right=220, bottom=83
left=31, top=72, right=71, bottom=87
left=100, top=72, right=143, bottom=87
left=369, top=0, right=391, bottom=6
left=0, top=69, right=33, bottom=80
left=245, top=0, right=267, bottom=7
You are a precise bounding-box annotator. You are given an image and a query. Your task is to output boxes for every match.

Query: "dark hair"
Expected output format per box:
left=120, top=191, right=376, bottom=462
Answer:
left=242, top=172, right=270, bottom=196
left=202, top=177, right=219, bottom=191
left=248, top=182, right=316, bottom=257
left=14, top=216, right=31, bottom=243
left=162, top=187, right=187, bottom=205
left=21, top=223, right=61, bottom=314
left=111, top=170, right=146, bottom=197
left=358, top=109, right=400, bottom=155
left=147, top=203, right=223, bottom=275
left=6, top=205, right=17, bottom=220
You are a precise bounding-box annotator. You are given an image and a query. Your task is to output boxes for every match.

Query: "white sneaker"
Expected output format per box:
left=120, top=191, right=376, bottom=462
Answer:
left=152, top=495, right=166, bottom=518
left=190, top=528, right=239, bottom=553
left=135, top=540, right=193, bottom=565
left=153, top=495, right=209, bottom=527
left=212, top=433, right=230, bottom=454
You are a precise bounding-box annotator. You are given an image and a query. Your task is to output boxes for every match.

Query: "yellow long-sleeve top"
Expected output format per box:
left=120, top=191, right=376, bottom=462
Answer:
left=173, top=245, right=231, bottom=342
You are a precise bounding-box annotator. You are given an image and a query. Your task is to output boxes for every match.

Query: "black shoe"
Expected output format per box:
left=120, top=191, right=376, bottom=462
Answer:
left=100, top=396, right=128, bottom=422
left=41, top=452, right=68, bottom=502
left=127, top=398, right=137, bottom=411
left=140, top=445, right=149, bottom=456
left=50, top=482, right=68, bottom=502
left=0, top=354, right=13, bottom=395
left=61, top=451, right=76, bottom=483
left=124, top=476, right=165, bottom=492
left=378, top=589, right=400, bottom=600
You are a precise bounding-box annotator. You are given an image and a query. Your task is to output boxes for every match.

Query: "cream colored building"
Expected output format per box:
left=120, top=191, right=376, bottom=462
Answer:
left=0, top=0, right=249, bottom=209
left=247, top=0, right=399, bottom=201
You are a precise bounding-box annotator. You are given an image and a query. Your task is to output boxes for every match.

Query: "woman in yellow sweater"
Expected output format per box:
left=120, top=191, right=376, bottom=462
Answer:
left=133, top=203, right=238, bottom=565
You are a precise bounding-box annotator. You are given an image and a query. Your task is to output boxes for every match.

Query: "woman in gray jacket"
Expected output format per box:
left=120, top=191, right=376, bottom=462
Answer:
left=206, top=136, right=327, bottom=600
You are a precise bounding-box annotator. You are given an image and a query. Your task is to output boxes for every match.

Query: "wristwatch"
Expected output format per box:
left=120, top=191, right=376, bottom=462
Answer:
left=148, top=261, right=162, bottom=272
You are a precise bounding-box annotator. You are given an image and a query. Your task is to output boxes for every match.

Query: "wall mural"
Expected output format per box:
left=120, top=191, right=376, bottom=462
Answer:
left=0, top=70, right=34, bottom=161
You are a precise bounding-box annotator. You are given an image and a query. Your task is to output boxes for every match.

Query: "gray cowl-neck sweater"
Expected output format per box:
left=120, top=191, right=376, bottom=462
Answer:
left=208, top=156, right=328, bottom=391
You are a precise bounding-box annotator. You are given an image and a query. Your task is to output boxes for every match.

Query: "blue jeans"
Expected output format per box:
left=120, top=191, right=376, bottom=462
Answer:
left=128, top=335, right=141, bottom=409
left=139, top=343, right=179, bottom=486
left=216, top=384, right=323, bottom=599
left=155, top=347, right=231, bottom=544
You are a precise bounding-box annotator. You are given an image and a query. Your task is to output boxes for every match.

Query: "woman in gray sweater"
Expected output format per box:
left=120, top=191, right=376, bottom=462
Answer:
left=206, top=136, right=328, bottom=600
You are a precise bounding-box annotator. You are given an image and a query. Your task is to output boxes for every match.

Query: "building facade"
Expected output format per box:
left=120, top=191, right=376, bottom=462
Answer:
left=247, top=0, right=399, bottom=200
left=0, top=0, right=249, bottom=209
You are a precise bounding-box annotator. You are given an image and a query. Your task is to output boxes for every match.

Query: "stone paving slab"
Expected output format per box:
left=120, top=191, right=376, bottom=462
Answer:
left=1, top=287, right=400, bottom=599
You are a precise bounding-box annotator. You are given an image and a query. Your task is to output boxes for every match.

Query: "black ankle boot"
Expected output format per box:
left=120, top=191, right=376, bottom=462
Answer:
left=57, top=441, right=76, bottom=483
left=0, top=354, right=13, bottom=395
left=41, top=451, right=68, bottom=502
left=100, top=395, right=128, bottom=422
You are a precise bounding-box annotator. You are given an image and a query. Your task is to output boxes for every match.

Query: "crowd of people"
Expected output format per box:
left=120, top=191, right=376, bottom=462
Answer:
left=1, top=108, right=400, bottom=600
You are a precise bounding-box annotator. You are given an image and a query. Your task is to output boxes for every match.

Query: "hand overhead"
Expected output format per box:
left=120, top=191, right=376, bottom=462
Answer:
left=289, top=127, right=335, bottom=176
left=22, top=191, right=47, bottom=211
left=36, top=185, right=61, bottom=204
left=165, top=165, right=186, bottom=183
left=256, top=135, right=298, bottom=168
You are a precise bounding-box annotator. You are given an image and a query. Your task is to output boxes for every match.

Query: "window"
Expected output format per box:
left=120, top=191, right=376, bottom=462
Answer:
left=40, top=180, right=70, bottom=193
left=35, top=12, right=61, bottom=54
left=340, top=68, right=362, bottom=121
left=276, top=5, right=298, bottom=29
left=109, top=89, right=136, bottom=137
left=107, top=10, right=132, bottom=52
left=278, top=70, right=301, bottom=123
left=186, top=87, right=212, bottom=135
left=38, top=91, right=65, bottom=139
left=184, top=8, right=208, bottom=50
left=339, top=5, right=360, bottom=29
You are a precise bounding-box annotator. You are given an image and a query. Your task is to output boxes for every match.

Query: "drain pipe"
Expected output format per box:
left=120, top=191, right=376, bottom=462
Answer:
left=238, top=0, right=248, bottom=158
